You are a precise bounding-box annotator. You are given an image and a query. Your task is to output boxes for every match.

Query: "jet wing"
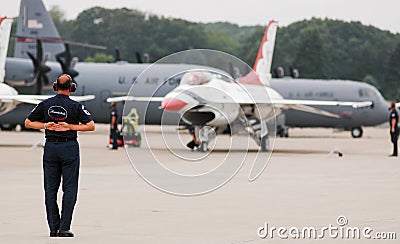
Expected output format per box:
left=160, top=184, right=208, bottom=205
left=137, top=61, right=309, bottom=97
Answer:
left=273, top=99, right=373, bottom=109
left=281, top=104, right=340, bottom=118
left=106, top=96, right=164, bottom=103
left=0, top=95, right=96, bottom=105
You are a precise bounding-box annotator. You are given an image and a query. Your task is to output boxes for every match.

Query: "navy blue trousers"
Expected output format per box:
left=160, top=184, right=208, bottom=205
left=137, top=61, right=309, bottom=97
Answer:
left=391, top=132, right=398, bottom=156
left=43, top=141, right=80, bottom=231
left=110, top=129, right=118, bottom=149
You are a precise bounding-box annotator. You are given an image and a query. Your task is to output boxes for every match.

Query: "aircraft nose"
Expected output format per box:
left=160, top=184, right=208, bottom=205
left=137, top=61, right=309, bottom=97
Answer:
left=161, top=97, right=188, bottom=111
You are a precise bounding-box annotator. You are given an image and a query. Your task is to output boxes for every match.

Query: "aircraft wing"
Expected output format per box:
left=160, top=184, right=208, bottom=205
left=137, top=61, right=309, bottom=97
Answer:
left=273, top=99, right=373, bottom=109
left=106, top=96, right=164, bottom=103
left=281, top=104, right=340, bottom=118
left=0, top=95, right=95, bottom=105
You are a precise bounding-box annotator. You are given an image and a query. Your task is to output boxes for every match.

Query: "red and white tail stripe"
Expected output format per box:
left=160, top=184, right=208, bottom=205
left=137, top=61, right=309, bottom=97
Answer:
left=239, top=20, right=278, bottom=86
left=253, top=20, right=278, bottom=86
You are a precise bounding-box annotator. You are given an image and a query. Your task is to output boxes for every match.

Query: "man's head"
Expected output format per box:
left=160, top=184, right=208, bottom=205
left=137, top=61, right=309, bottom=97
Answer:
left=53, top=74, right=76, bottom=92
left=390, top=101, right=396, bottom=110
left=111, top=102, right=117, bottom=108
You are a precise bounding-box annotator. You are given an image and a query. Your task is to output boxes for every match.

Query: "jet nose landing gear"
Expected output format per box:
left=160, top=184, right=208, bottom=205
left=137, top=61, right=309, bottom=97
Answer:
left=196, top=125, right=216, bottom=152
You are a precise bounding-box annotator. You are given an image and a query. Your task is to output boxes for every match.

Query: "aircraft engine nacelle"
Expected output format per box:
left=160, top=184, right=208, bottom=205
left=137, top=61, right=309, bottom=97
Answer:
left=182, top=103, right=240, bottom=127
left=4, top=58, right=34, bottom=84
left=0, top=83, right=19, bottom=116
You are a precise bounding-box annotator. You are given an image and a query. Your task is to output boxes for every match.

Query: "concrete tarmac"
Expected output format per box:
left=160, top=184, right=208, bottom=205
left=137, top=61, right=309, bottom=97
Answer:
left=0, top=125, right=399, bottom=243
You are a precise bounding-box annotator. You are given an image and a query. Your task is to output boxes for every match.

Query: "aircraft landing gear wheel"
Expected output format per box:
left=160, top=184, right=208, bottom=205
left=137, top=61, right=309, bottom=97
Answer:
left=14, top=124, right=22, bottom=132
left=198, top=142, right=208, bottom=152
left=260, top=136, right=269, bottom=152
left=351, top=127, right=363, bottom=138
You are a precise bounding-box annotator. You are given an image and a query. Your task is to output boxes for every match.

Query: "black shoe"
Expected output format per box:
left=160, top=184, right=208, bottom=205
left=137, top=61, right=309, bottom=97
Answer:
left=58, top=230, right=74, bottom=237
left=390, top=154, right=398, bottom=157
left=186, top=140, right=196, bottom=150
left=50, top=230, right=58, bottom=237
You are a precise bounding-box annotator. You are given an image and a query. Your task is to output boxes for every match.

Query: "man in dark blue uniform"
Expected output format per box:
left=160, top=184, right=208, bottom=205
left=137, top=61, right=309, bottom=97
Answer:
left=25, top=74, right=95, bottom=237
left=389, top=102, right=399, bottom=156
left=110, top=102, right=118, bottom=150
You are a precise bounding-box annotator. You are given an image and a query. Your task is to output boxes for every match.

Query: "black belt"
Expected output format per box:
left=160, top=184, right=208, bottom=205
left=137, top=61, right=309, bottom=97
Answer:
left=46, top=138, right=77, bottom=142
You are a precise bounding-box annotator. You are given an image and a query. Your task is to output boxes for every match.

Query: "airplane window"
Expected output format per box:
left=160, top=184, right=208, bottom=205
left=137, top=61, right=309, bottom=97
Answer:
left=358, top=88, right=376, bottom=98
left=180, top=71, right=213, bottom=85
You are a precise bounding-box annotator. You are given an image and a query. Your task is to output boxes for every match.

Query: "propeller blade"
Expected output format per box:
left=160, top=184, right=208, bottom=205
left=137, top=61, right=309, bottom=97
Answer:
left=38, top=63, right=51, bottom=73
left=35, top=74, right=43, bottom=95
left=27, top=52, right=39, bottom=68
left=135, top=52, right=143, bottom=63
left=28, top=39, right=51, bottom=93
left=25, top=71, right=40, bottom=86
left=115, top=48, right=121, bottom=62
left=43, top=52, right=50, bottom=63
left=65, top=43, right=71, bottom=65
left=42, top=73, right=50, bottom=85
left=36, top=39, right=43, bottom=63
left=55, top=43, right=79, bottom=78
left=70, top=57, right=78, bottom=69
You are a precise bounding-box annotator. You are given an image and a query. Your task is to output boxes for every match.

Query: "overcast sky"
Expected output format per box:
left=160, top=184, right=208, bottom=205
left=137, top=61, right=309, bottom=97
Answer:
left=1, top=0, right=400, bottom=33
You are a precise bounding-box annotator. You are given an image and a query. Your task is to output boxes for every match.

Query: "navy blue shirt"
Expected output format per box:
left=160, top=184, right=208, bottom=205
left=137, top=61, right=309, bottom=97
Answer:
left=27, top=94, right=93, bottom=139
left=110, top=108, right=118, bottom=128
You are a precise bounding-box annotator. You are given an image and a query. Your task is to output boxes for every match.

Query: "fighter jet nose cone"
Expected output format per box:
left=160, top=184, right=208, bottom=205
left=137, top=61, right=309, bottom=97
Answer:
left=161, top=97, right=188, bottom=111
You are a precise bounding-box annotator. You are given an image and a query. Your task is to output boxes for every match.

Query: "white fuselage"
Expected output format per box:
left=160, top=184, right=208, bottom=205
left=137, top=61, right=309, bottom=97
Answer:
left=0, top=83, right=19, bottom=116
left=162, top=77, right=284, bottom=128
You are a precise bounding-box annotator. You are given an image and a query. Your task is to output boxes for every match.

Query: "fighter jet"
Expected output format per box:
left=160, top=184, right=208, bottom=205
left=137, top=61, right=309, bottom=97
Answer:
left=110, top=21, right=372, bottom=151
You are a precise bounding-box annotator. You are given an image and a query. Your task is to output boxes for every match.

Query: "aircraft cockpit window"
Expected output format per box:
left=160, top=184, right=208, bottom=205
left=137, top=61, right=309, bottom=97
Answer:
left=181, top=71, right=213, bottom=85
left=359, top=88, right=377, bottom=98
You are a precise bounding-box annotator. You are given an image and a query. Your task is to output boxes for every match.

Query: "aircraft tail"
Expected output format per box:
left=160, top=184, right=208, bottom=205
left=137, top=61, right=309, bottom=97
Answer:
left=0, top=17, right=13, bottom=82
left=239, top=20, right=278, bottom=86
left=14, top=0, right=65, bottom=61
left=253, top=20, right=278, bottom=85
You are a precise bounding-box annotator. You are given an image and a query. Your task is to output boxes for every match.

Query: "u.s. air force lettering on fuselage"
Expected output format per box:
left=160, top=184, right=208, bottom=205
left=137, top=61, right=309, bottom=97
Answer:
left=117, top=76, right=181, bottom=86
left=288, top=91, right=335, bottom=99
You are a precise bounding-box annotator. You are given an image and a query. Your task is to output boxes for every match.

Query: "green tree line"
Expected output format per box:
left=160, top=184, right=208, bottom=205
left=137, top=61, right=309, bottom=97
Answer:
left=8, top=7, right=400, bottom=100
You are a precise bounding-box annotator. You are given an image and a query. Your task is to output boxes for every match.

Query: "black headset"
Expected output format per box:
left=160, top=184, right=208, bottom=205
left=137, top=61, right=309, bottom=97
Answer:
left=53, top=74, right=76, bottom=92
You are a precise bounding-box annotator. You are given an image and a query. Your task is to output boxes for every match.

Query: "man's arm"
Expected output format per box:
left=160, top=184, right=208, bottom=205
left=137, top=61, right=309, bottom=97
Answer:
left=25, top=119, right=45, bottom=130
left=25, top=119, right=95, bottom=131
left=111, top=115, right=116, bottom=129
left=391, top=118, right=396, bottom=133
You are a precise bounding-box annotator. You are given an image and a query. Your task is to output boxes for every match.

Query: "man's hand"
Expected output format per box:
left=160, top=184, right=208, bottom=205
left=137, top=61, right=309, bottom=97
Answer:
left=46, top=122, right=70, bottom=131
left=55, top=122, right=71, bottom=131
left=45, top=122, right=57, bottom=130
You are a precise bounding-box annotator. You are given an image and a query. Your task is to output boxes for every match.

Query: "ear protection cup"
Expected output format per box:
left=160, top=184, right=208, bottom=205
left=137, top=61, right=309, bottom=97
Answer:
left=53, top=81, right=58, bottom=91
left=69, top=82, right=77, bottom=92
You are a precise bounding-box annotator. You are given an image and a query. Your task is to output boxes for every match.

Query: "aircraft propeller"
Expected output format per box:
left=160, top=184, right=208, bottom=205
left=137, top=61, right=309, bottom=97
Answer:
left=26, top=39, right=51, bottom=94
left=56, top=43, right=79, bottom=78
left=135, top=52, right=143, bottom=63
left=114, top=47, right=121, bottom=62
